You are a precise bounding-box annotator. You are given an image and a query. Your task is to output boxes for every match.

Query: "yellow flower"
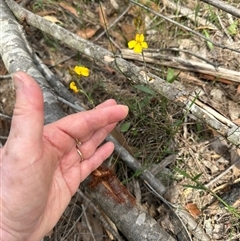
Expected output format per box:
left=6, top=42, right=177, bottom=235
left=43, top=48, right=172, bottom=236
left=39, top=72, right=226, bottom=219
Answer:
left=128, top=34, right=148, bottom=53
left=73, top=66, right=90, bottom=77
left=69, top=81, right=80, bottom=93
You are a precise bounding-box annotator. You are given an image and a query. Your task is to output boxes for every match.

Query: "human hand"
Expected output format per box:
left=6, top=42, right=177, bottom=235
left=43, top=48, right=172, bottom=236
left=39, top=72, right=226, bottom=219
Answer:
left=0, top=71, right=128, bottom=241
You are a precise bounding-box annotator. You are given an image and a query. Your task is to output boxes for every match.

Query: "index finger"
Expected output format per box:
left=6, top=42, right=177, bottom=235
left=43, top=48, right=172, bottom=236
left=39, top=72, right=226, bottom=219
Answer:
left=55, top=104, right=128, bottom=141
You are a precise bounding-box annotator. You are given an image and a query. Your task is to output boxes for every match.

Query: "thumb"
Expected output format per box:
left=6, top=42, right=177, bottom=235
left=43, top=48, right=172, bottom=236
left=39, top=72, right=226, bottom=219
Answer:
left=7, top=71, right=44, bottom=146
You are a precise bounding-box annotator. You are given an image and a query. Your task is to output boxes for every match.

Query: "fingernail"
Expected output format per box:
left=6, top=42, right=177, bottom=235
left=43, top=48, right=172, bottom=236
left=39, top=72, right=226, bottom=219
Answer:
left=122, top=105, right=129, bottom=112
left=11, top=72, right=24, bottom=90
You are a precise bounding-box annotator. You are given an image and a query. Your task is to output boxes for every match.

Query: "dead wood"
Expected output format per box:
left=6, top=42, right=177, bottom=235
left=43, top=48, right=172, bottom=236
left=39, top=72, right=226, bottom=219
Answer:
left=121, top=49, right=240, bottom=83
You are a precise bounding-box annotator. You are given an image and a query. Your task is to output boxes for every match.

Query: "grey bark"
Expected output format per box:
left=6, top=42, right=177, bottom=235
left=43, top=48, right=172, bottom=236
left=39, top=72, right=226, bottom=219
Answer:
left=0, top=2, right=63, bottom=124
left=0, top=1, right=178, bottom=240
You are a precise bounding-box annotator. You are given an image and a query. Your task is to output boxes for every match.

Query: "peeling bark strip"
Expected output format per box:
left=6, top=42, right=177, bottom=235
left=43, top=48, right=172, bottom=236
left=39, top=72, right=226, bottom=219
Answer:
left=5, top=0, right=240, bottom=146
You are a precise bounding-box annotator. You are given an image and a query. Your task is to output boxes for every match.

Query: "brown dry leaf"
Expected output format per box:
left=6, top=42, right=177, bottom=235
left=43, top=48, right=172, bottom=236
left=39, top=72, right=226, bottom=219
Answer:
left=110, top=31, right=126, bottom=48
left=185, top=203, right=201, bottom=218
left=202, top=160, right=219, bottom=174
left=228, top=100, right=240, bottom=121
left=120, top=23, right=135, bottom=41
left=77, top=27, right=99, bottom=39
left=237, top=84, right=240, bottom=94
left=59, top=2, right=78, bottom=17
left=231, top=148, right=240, bottom=177
left=111, top=128, right=134, bottom=156
left=139, top=0, right=159, bottom=11
left=233, top=118, right=240, bottom=125
left=97, top=5, right=108, bottom=28
left=36, top=10, right=56, bottom=17
left=43, top=15, right=63, bottom=24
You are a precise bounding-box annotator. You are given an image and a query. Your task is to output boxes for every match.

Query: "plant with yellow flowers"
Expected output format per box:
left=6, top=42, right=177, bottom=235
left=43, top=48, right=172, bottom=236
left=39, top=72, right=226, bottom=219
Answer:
left=69, top=65, right=90, bottom=93
left=69, top=65, right=94, bottom=106
left=128, top=9, right=148, bottom=54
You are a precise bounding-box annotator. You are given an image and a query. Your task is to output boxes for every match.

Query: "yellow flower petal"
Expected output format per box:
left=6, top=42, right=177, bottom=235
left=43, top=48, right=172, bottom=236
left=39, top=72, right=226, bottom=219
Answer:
left=70, top=81, right=76, bottom=89
left=135, top=33, right=141, bottom=42
left=73, top=66, right=82, bottom=75
left=79, top=67, right=90, bottom=77
left=69, top=81, right=79, bottom=93
left=139, top=34, right=144, bottom=43
left=134, top=43, right=143, bottom=53
left=128, top=40, right=137, bottom=49
left=74, top=66, right=89, bottom=76
left=141, top=41, right=148, bottom=49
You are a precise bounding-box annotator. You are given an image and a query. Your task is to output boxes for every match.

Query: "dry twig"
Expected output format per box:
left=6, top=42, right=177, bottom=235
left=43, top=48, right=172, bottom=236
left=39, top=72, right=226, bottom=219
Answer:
left=199, top=0, right=240, bottom=18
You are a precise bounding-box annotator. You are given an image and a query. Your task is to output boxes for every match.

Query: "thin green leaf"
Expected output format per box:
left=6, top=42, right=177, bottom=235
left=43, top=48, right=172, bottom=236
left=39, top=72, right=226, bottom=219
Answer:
left=203, top=29, right=213, bottom=50
left=175, top=167, right=191, bottom=179
left=134, top=84, right=156, bottom=96
left=167, top=68, right=180, bottom=83
left=194, top=3, right=200, bottom=24
left=120, top=122, right=131, bottom=132
left=192, top=173, right=203, bottom=181
left=183, top=184, right=206, bottom=190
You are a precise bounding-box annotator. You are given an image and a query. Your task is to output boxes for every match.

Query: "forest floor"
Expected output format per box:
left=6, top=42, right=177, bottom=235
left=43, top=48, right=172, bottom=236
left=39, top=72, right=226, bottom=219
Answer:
left=1, top=0, right=240, bottom=240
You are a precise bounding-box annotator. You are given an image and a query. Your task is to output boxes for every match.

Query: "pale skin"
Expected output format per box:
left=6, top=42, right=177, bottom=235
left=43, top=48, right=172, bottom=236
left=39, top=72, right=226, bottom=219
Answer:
left=0, top=71, right=128, bottom=241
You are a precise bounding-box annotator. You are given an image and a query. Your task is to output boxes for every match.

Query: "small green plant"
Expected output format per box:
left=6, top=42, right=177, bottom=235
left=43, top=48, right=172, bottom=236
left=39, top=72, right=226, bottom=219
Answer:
left=228, top=21, right=238, bottom=36
left=120, top=122, right=131, bottom=133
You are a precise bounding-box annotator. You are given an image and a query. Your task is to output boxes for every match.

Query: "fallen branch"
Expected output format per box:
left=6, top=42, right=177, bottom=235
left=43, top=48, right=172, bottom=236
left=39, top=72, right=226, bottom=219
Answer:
left=121, top=49, right=240, bottom=83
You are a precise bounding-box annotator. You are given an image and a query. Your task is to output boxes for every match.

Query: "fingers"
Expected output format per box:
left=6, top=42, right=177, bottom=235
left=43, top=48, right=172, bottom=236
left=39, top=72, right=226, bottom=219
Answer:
left=94, top=99, right=118, bottom=109
left=53, top=104, right=128, bottom=143
left=78, top=142, right=115, bottom=182
left=78, top=122, right=117, bottom=160
left=7, top=71, right=44, bottom=148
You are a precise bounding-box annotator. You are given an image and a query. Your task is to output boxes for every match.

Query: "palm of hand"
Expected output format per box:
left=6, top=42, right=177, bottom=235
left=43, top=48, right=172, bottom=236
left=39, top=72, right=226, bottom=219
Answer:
left=0, top=71, right=128, bottom=241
